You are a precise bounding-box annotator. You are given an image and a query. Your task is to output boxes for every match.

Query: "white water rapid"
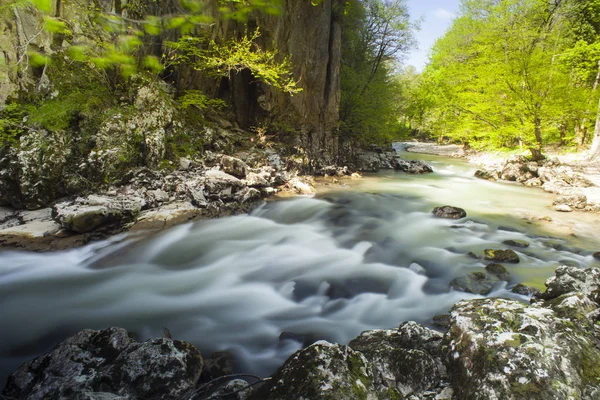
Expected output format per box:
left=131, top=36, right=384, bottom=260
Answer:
left=1, top=146, right=599, bottom=383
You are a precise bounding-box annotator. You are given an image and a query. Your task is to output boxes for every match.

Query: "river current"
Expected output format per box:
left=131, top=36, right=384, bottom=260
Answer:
left=1, top=146, right=599, bottom=384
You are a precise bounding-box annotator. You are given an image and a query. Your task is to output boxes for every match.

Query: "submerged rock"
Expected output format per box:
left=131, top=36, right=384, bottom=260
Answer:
left=484, top=263, right=511, bottom=281
left=484, top=248, right=520, bottom=263
left=432, top=206, right=467, bottom=219
left=2, top=327, right=203, bottom=400
left=511, top=283, right=540, bottom=297
left=450, top=271, right=500, bottom=295
left=502, top=239, right=529, bottom=248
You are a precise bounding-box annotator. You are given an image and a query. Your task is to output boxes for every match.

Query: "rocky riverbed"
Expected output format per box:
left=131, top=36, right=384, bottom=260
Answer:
left=2, top=265, right=599, bottom=400
left=0, top=145, right=432, bottom=251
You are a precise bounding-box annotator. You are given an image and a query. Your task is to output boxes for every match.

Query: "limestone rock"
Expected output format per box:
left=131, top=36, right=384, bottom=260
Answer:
left=249, top=341, right=385, bottom=400
left=2, top=327, right=203, bottom=400
left=221, top=155, right=248, bottom=178
left=553, top=193, right=587, bottom=210
left=432, top=206, right=467, bottom=219
left=52, top=195, right=142, bottom=233
left=536, top=266, right=600, bottom=303
left=393, top=159, right=433, bottom=174
left=204, top=170, right=246, bottom=201
left=511, top=283, right=540, bottom=297
left=474, top=169, right=496, bottom=180
left=484, top=248, right=520, bottom=263
left=349, top=321, right=445, bottom=397
left=445, top=295, right=600, bottom=400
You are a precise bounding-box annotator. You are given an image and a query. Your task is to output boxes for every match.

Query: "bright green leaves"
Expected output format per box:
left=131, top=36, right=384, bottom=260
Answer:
left=28, top=0, right=51, bottom=14
left=178, top=90, right=226, bottom=110
left=143, top=56, right=164, bottom=74
left=166, top=29, right=301, bottom=95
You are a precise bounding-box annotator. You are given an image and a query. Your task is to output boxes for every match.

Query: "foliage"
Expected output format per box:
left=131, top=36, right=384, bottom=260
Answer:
left=340, top=0, right=416, bottom=147
left=0, top=102, right=30, bottom=147
left=166, top=29, right=301, bottom=94
left=177, top=90, right=227, bottom=110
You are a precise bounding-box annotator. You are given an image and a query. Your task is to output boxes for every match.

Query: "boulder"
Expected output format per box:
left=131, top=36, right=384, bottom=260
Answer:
left=594, top=252, right=600, bottom=261
left=484, top=249, right=520, bottom=263
left=2, top=327, right=203, bottom=400
left=204, top=170, right=246, bottom=201
left=450, top=271, right=500, bottom=295
left=553, top=193, right=587, bottom=210
left=348, top=321, right=445, bottom=397
left=249, top=341, right=385, bottom=400
left=535, top=266, right=600, bottom=303
left=52, top=195, right=142, bottom=233
left=445, top=294, right=600, bottom=400
left=484, top=263, right=511, bottom=281
left=432, top=206, right=467, bottom=219
left=393, top=159, right=433, bottom=174
left=474, top=169, right=496, bottom=180
left=221, top=156, right=249, bottom=178
left=553, top=204, right=573, bottom=212
left=502, top=239, right=529, bottom=248
left=511, top=283, right=540, bottom=297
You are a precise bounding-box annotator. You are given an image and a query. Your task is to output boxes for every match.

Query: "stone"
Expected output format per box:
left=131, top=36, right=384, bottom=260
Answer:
left=393, top=159, right=433, bottom=174
left=553, top=204, right=573, bottom=212
left=221, top=155, right=248, bottom=178
left=349, top=322, right=445, bottom=397
left=52, top=195, right=142, bottom=233
left=511, top=283, right=541, bottom=297
left=204, top=170, right=246, bottom=201
left=594, top=252, right=600, bottom=261
left=179, top=157, right=191, bottom=170
left=432, top=206, right=467, bottom=220
left=2, top=327, right=203, bottom=400
left=287, top=177, right=314, bottom=195
left=444, top=295, right=600, bottom=400
left=485, top=263, right=511, bottom=281
left=249, top=341, right=385, bottom=400
left=484, top=248, right=520, bottom=263
left=450, top=271, right=500, bottom=295
left=474, top=169, right=495, bottom=180
left=244, top=172, right=270, bottom=188
left=501, top=239, right=529, bottom=248
left=200, top=351, right=235, bottom=383
left=200, top=378, right=253, bottom=400
left=432, top=314, right=452, bottom=330
left=535, top=266, right=600, bottom=303
left=554, top=193, right=587, bottom=209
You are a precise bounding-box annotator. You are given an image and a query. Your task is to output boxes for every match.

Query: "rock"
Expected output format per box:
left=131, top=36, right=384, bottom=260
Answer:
left=179, top=157, right=191, bottom=170
left=444, top=295, right=600, bottom=400
left=130, top=202, right=206, bottom=231
left=287, top=177, right=314, bottom=195
left=483, top=248, right=520, bottom=263
left=432, top=314, right=452, bottom=329
left=501, top=239, right=529, bottom=248
left=594, top=252, right=600, bottom=261
left=535, top=266, right=600, bottom=302
left=244, top=172, right=270, bottom=188
left=450, top=271, right=500, bottom=295
left=432, top=206, right=467, bottom=219
left=553, top=193, right=587, bottom=209
left=485, top=263, right=511, bottom=281
left=204, top=170, right=246, bottom=201
left=200, top=379, right=253, bottom=400
left=2, top=327, right=203, bottom=400
left=511, top=283, right=540, bottom=297
left=349, top=321, right=445, bottom=397
left=221, top=155, right=248, bottom=178
left=249, top=341, right=385, bottom=400
left=52, top=195, right=142, bottom=233
left=393, top=159, right=433, bottom=174
left=200, top=351, right=235, bottom=382
left=553, top=204, right=573, bottom=212
left=474, top=169, right=496, bottom=180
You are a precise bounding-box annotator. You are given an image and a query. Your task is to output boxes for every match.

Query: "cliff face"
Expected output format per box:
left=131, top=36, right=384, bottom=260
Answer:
left=1, top=1, right=342, bottom=163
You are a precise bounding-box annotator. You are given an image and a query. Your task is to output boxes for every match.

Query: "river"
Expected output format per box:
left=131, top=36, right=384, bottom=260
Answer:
left=1, top=146, right=599, bottom=384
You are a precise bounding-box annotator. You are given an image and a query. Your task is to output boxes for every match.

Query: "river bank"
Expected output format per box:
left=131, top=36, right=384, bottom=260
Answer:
left=403, top=141, right=600, bottom=213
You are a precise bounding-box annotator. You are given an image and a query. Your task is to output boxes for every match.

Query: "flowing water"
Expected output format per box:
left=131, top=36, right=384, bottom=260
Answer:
left=1, top=145, right=600, bottom=384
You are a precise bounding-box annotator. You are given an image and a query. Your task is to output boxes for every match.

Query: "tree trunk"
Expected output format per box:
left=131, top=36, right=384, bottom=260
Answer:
left=590, top=95, right=600, bottom=160
left=533, top=113, right=543, bottom=149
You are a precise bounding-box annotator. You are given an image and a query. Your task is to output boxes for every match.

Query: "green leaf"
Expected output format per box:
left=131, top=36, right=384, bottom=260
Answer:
left=28, top=51, right=51, bottom=67
left=43, top=16, right=69, bottom=34
left=143, top=55, right=165, bottom=74
left=29, top=0, right=51, bottom=14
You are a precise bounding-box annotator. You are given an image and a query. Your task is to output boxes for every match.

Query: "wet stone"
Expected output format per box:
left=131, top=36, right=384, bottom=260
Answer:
left=484, top=263, right=511, bottom=281
left=484, top=248, right=520, bottom=263
left=450, top=271, right=500, bottom=295
left=501, top=239, right=530, bottom=248
left=511, top=283, right=540, bottom=297
left=432, top=206, right=467, bottom=220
